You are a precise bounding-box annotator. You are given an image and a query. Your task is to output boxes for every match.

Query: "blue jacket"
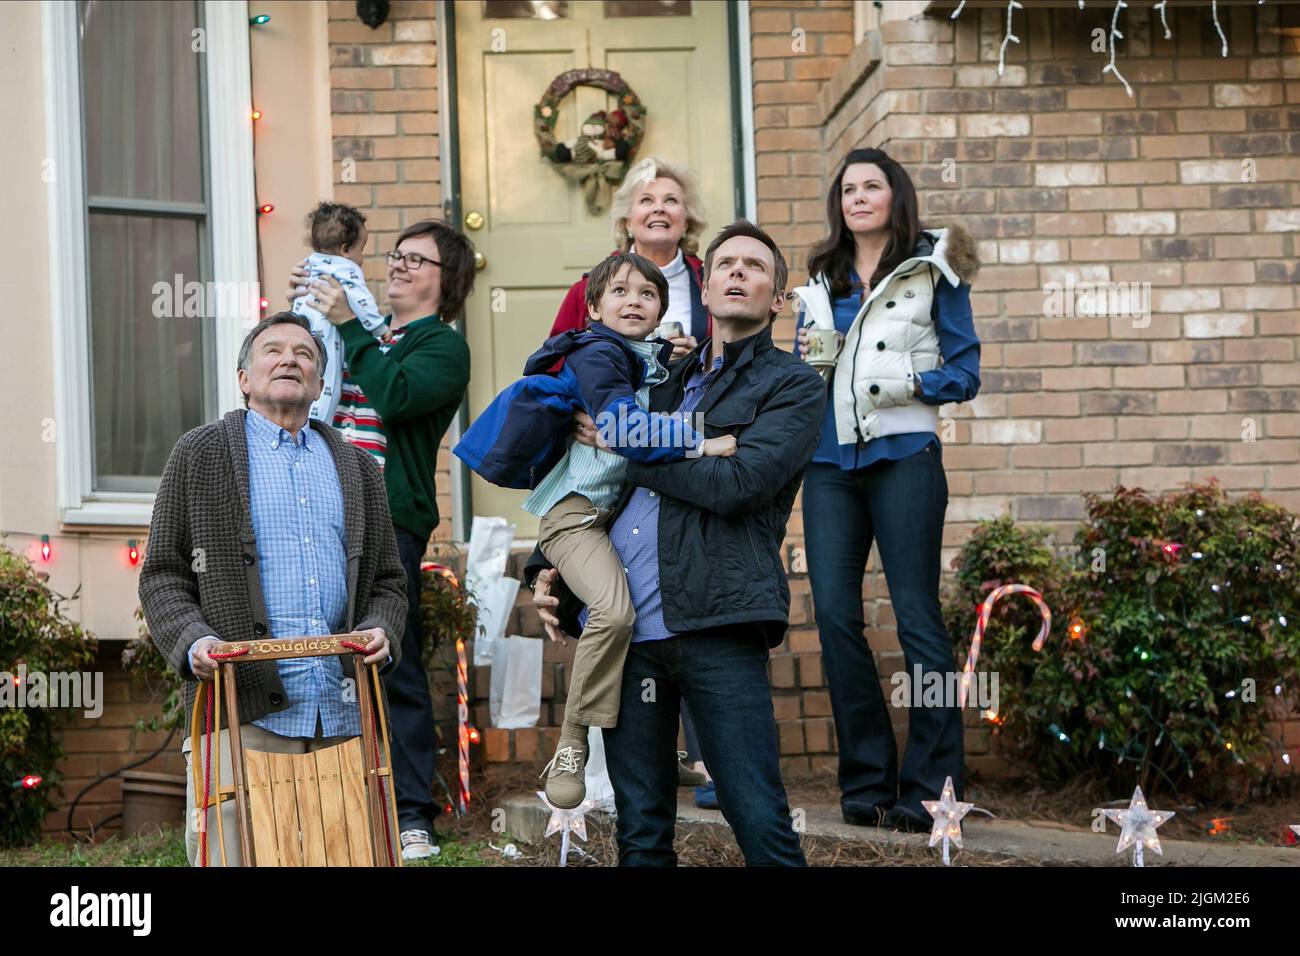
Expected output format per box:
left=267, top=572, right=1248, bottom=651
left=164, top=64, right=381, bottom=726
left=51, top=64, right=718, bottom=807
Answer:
left=454, top=324, right=698, bottom=490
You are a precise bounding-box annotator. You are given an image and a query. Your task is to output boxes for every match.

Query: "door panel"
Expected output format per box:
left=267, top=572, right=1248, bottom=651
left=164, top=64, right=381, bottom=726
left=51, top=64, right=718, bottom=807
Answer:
left=485, top=52, right=576, bottom=225
left=457, top=0, right=735, bottom=537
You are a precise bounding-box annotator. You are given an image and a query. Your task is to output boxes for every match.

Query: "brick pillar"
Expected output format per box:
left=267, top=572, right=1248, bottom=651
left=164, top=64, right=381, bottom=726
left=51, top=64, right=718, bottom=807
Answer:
left=328, top=0, right=459, bottom=543
left=749, top=0, right=855, bottom=775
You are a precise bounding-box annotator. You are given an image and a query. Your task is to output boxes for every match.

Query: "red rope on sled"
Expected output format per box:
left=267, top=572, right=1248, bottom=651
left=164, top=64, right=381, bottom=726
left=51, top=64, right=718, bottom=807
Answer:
left=201, top=686, right=212, bottom=867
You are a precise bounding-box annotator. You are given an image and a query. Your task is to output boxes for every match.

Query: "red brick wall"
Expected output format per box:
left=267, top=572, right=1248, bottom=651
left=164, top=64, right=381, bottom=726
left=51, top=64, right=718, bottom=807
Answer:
left=796, top=1, right=1300, bottom=775
left=43, top=643, right=186, bottom=838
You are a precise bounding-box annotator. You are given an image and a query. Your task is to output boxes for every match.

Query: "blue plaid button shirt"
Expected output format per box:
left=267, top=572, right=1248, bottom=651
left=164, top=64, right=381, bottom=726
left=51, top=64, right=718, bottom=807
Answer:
left=244, top=409, right=359, bottom=738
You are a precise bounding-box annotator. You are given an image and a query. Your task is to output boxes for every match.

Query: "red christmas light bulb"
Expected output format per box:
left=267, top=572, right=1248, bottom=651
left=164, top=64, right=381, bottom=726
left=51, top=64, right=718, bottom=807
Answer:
left=127, top=539, right=140, bottom=565
left=40, top=535, right=51, bottom=562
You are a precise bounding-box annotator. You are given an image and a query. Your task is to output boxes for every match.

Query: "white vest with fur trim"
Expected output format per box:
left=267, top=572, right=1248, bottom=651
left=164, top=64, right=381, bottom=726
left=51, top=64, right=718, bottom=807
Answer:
left=791, top=227, right=967, bottom=448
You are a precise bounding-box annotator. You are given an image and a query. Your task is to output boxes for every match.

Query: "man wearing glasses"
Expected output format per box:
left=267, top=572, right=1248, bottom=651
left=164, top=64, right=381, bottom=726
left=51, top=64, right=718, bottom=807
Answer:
left=292, top=219, right=477, bottom=860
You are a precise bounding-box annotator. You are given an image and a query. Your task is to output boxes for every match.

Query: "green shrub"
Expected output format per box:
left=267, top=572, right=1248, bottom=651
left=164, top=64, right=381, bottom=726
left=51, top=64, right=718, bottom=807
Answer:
left=0, top=542, right=97, bottom=848
left=942, top=482, right=1300, bottom=801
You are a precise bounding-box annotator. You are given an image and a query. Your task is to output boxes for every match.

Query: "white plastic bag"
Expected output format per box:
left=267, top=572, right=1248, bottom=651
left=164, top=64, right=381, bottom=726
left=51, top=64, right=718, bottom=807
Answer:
left=489, top=634, right=543, bottom=729
left=584, top=727, right=617, bottom=812
left=473, top=576, right=520, bottom=667
left=465, top=516, right=517, bottom=666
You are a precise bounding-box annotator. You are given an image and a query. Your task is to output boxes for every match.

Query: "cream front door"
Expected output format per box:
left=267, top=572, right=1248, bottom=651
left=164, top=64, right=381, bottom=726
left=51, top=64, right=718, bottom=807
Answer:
left=456, top=0, right=736, bottom=539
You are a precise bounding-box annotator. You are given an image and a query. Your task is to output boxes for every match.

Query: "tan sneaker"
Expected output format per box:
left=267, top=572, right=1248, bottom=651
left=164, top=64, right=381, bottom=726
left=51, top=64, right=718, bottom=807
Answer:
left=540, top=738, right=588, bottom=809
left=677, top=752, right=708, bottom=788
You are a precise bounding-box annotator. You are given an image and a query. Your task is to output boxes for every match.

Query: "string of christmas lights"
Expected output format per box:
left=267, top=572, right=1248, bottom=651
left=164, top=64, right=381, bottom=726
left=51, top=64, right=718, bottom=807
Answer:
left=251, top=13, right=272, bottom=314
left=954, top=0, right=1271, bottom=97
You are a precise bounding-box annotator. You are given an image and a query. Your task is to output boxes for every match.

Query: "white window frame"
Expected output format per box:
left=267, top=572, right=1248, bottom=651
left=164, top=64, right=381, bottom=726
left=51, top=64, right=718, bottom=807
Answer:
left=42, top=0, right=257, bottom=527
left=736, top=0, right=757, bottom=221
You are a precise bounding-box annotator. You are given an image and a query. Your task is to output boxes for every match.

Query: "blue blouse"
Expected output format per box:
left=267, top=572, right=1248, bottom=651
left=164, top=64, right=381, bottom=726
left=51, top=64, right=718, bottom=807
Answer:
left=801, top=266, right=981, bottom=471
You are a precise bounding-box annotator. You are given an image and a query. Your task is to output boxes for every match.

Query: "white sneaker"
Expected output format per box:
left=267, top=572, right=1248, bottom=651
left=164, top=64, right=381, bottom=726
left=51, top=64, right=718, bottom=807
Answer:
left=399, top=829, right=441, bottom=860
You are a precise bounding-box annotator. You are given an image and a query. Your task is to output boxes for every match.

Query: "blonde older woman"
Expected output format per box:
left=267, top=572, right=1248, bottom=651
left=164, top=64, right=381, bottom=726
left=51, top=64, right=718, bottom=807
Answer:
left=548, top=157, right=709, bottom=361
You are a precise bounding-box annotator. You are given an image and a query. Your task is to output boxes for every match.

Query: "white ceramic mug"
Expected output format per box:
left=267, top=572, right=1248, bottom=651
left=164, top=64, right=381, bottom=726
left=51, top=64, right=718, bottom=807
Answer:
left=803, top=327, right=840, bottom=369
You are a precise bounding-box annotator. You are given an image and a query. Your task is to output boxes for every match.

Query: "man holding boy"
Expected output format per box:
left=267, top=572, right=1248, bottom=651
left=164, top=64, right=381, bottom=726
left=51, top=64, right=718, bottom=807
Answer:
left=533, top=221, right=827, bottom=865
left=455, top=252, right=735, bottom=810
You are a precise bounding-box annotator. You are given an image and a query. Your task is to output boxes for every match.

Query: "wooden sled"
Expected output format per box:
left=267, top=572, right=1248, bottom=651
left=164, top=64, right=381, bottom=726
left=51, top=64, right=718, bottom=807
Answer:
left=190, top=634, right=402, bottom=867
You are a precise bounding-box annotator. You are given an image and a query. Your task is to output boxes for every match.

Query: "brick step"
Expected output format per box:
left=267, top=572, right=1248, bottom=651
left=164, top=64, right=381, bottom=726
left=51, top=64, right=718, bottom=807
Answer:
left=482, top=726, right=564, bottom=764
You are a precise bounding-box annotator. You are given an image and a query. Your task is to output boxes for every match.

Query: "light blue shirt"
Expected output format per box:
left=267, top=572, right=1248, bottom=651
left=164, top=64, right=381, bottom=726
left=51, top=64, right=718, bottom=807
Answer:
left=243, top=408, right=359, bottom=739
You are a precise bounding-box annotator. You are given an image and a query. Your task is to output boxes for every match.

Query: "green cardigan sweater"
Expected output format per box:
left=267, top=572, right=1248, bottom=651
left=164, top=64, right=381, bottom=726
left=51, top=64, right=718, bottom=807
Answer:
left=338, top=313, right=470, bottom=541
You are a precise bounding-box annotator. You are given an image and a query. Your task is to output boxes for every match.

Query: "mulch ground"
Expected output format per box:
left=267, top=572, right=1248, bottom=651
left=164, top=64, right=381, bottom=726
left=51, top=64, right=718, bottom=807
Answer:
left=434, top=759, right=1299, bottom=866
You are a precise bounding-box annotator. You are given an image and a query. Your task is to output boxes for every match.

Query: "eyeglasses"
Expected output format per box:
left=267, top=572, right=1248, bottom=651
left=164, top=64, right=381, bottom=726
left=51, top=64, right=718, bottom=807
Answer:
left=386, top=250, right=442, bottom=271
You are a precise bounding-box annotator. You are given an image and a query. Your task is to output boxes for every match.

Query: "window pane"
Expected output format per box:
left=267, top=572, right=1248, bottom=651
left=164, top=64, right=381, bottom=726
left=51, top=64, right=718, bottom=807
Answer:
left=484, top=1, right=570, bottom=19
left=604, top=0, right=692, bottom=16
left=88, top=214, right=206, bottom=490
left=79, top=0, right=203, bottom=203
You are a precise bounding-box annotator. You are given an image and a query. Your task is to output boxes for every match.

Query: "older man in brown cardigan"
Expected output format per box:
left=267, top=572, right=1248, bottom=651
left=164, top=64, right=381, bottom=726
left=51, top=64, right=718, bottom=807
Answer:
left=139, top=311, right=408, bottom=866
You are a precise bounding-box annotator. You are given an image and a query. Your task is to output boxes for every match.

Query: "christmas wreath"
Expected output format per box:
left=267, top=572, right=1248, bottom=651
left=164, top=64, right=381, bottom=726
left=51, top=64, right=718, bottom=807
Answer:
left=534, top=68, right=646, bottom=214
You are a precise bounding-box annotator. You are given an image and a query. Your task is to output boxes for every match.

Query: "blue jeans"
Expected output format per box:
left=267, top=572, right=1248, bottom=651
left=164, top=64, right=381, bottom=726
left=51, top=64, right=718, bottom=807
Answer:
left=603, top=629, right=806, bottom=866
left=802, top=445, right=965, bottom=816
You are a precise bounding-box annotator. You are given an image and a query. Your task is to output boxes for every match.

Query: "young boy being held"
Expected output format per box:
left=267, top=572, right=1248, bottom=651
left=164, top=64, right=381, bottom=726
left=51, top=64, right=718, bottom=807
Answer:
left=455, top=252, right=735, bottom=808
left=292, top=201, right=392, bottom=424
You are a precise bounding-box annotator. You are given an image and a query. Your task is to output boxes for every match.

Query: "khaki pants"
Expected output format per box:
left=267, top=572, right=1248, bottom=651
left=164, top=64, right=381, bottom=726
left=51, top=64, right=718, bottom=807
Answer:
left=182, top=720, right=355, bottom=867
left=538, top=493, right=635, bottom=729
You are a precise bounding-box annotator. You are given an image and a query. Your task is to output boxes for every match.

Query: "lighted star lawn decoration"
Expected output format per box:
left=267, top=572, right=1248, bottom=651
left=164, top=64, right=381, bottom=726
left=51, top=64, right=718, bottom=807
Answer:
left=1098, top=785, right=1174, bottom=867
left=536, top=791, right=596, bottom=867
left=922, top=775, right=974, bottom=866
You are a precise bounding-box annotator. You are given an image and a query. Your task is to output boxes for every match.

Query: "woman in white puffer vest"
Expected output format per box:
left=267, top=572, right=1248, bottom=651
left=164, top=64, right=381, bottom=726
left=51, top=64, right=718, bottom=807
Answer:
left=792, top=148, right=981, bottom=834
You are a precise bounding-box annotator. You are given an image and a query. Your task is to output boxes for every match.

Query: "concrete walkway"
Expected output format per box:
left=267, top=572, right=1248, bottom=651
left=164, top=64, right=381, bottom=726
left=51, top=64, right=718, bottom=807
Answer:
left=502, top=793, right=1300, bottom=866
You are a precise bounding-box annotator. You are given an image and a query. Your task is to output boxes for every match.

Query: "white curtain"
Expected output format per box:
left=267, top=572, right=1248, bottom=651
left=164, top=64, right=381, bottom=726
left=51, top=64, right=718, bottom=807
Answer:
left=79, top=0, right=207, bottom=488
